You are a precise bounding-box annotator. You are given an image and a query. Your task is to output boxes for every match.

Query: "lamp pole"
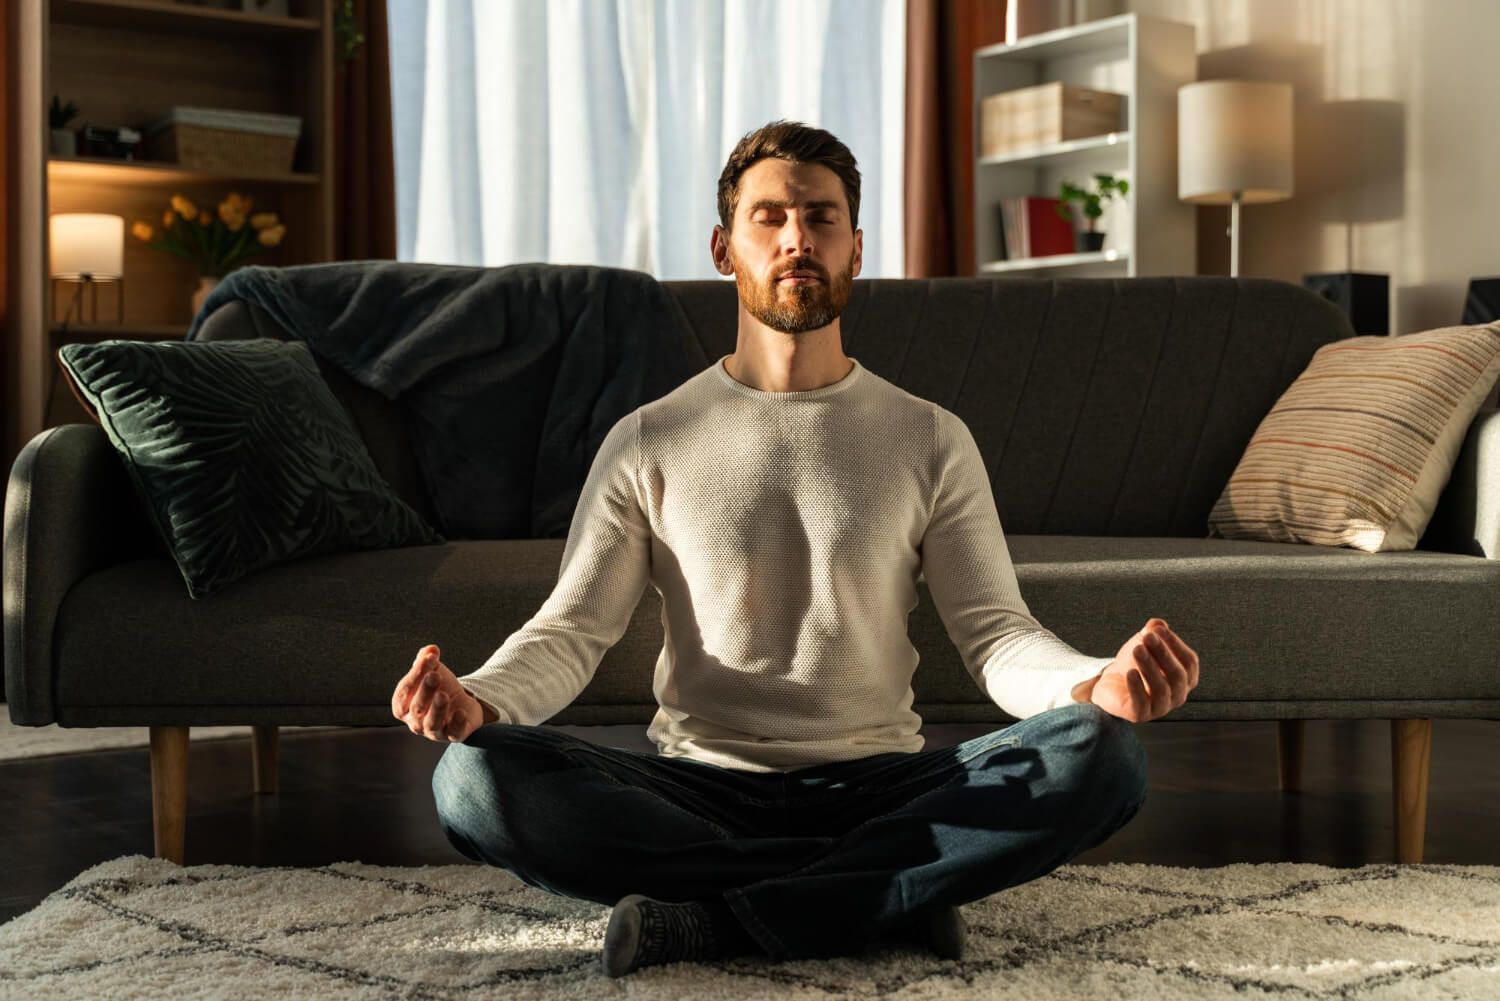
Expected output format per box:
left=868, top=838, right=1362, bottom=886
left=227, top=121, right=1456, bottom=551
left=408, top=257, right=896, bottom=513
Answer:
left=1230, top=191, right=1242, bottom=278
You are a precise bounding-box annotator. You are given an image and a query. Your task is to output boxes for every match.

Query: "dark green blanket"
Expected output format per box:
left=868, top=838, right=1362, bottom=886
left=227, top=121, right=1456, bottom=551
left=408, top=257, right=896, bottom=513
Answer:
left=187, top=260, right=707, bottom=539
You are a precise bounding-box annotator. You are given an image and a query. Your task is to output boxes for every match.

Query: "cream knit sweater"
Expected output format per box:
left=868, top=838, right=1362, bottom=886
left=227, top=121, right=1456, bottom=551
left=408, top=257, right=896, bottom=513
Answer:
left=455, top=354, right=1112, bottom=772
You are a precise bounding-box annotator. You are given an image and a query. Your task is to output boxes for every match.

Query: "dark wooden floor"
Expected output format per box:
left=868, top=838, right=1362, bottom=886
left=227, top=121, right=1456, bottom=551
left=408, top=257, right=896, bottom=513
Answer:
left=4, top=717, right=1499, bottom=923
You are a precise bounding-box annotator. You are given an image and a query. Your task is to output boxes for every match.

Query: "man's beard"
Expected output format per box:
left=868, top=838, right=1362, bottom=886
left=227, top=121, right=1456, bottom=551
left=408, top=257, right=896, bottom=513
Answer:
left=733, top=250, right=855, bottom=335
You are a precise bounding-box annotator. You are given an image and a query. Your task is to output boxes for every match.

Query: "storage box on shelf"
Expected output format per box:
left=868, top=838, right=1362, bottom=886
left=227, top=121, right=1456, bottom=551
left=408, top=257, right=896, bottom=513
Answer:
left=980, top=82, right=1125, bottom=158
left=972, top=12, right=1196, bottom=277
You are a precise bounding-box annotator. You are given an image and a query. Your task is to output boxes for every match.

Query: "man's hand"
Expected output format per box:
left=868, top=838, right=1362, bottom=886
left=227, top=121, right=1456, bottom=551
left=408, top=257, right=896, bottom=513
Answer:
left=391, top=644, right=490, bottom=742
left=1073, top=618, right=1199, bottom=722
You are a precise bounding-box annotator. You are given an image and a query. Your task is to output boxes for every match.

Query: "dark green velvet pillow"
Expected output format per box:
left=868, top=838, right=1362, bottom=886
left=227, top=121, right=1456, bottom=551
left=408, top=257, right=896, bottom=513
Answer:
left=56, top=337, right=444, bottom=599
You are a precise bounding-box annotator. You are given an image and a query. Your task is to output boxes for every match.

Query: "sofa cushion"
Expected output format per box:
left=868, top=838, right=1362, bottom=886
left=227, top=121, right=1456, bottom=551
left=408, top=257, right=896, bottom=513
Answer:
left=1208, top=321, right=1500, bottom=552
left=51, top=536, right=1500, bottom=726
left=55, top=337, right=445, bottom=599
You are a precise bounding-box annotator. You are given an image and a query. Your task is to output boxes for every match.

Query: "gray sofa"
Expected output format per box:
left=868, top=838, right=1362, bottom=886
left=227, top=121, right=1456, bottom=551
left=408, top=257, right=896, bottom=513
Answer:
left=7, top=273, right=1500, bottom=867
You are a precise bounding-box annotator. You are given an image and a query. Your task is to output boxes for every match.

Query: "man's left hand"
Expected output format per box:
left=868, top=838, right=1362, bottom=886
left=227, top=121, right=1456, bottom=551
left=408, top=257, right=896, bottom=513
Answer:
left=1076, top=618, right=1200, bottom=722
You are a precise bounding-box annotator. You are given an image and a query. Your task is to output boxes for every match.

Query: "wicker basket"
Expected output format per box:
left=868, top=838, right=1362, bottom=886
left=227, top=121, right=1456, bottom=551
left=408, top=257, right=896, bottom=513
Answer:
left=146, top=107, right=302, bottom=174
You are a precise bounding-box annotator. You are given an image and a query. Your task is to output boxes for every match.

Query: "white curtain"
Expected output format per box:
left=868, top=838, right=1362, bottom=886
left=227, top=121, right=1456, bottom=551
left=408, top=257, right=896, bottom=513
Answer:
left=388, top=0, right=907, bottom=280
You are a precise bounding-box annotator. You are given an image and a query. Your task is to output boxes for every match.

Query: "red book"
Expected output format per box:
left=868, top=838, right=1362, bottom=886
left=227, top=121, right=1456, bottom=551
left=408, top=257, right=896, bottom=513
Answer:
left=1023, top=196, right=1076, bottom=258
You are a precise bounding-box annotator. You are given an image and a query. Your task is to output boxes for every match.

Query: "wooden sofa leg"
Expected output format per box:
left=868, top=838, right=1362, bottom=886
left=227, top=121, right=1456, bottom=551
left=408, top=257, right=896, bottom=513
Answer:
left=148, top=726, right=189, bottom=864
left=1392, top=719, right=1432, bottom=863
left=1277, top=720, right=1305, bottom=792
left=252, top=725, right=279, bottom=794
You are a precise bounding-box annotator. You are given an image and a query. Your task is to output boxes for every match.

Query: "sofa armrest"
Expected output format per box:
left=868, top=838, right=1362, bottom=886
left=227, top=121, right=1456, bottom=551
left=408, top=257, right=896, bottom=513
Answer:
left=4, top=424, right=164, bottom=723
left=1422, top=409, right=1500, bottom=558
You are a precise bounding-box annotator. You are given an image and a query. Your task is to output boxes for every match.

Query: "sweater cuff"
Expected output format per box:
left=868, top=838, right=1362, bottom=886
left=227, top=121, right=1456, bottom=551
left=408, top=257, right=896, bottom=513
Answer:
left=456, top=678, right=514, bottom=726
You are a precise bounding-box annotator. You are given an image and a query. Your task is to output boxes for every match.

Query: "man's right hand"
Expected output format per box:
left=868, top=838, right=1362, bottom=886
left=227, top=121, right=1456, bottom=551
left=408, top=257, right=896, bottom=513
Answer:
left=391, top=644, right=493, bottom=742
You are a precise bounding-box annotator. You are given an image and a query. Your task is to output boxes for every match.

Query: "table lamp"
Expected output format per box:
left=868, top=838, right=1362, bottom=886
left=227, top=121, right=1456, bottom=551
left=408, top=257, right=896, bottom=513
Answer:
left=1178, top=80, right=1294, bottom=277
left=50, top=212, right=125, bottom=326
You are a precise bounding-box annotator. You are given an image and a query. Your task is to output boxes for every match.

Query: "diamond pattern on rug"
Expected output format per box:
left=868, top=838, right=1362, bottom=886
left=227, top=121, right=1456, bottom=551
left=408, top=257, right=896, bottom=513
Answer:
left=3, top=855, right=1499, bottom=1000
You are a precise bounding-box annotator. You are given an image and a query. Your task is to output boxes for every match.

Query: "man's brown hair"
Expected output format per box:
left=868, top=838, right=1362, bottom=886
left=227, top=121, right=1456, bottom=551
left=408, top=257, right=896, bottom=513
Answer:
left=717, top=120, right=862, bottom=234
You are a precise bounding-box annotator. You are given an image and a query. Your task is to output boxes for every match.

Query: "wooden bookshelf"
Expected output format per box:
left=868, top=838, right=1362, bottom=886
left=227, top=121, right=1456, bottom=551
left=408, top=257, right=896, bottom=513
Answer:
left=5, top=0, right=336, bottom=447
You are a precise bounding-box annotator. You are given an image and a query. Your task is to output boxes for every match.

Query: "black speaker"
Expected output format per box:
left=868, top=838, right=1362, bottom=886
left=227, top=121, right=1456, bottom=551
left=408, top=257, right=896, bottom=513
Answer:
left=1302, top=272, right=1389, bottom=335
left=1462, top=277, right=1500, bottom=324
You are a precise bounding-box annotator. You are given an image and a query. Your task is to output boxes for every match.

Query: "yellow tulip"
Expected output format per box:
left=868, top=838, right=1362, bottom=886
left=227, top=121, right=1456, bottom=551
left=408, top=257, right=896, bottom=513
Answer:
left=250, top=212, right=279, bottom=230
left=171, top=194, right=197, bottom=219
left=198, top=210, right=212, bottom=226
left=258, top=224, right=286, bottom=247
left=162, top=209, right=175, bottom=228
left=131, top=221, right=154, bottom=242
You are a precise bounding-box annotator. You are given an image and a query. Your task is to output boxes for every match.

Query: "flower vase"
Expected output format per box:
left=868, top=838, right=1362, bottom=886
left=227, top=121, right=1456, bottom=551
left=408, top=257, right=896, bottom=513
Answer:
left=191, top=276, right=220, bottom=317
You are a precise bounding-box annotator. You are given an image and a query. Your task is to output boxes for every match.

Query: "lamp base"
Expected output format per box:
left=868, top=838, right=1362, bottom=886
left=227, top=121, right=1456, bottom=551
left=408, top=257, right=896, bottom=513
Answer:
left=52, top=274, right=125, bottom=328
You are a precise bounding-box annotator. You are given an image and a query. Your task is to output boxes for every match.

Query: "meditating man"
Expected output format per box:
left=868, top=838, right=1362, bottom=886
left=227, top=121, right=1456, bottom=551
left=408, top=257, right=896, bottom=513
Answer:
left=391, top=119, right=1200, bottom=977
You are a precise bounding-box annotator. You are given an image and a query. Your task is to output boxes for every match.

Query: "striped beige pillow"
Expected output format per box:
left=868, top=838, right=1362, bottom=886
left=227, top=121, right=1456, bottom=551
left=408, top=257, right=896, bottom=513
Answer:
left=1208, top=321, right=1500, bottom=552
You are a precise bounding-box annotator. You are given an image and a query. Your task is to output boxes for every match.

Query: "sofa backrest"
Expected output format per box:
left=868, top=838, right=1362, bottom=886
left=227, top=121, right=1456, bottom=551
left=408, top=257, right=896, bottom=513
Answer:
left=201, top=274, right=1353, bottom=539
left=662, top=275, right=1353, bottom=537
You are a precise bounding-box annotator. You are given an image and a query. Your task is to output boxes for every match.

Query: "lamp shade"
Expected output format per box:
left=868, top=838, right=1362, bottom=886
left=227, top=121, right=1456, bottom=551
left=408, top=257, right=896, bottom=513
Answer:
left=1178, top=80, right=1294, bottom=205
left=50, top=213, right=124, bottom=279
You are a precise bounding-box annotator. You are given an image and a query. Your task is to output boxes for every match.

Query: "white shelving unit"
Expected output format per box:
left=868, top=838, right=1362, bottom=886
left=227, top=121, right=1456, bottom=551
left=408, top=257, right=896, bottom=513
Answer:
left=973, top=13, right=1197, bottom=277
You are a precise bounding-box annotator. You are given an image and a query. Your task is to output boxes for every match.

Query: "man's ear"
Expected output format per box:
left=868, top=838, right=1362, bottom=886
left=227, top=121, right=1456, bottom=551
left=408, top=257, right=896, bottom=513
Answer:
left=852, top=228, right=863, bottom=279
left=711, top=226, right=734, bottom=276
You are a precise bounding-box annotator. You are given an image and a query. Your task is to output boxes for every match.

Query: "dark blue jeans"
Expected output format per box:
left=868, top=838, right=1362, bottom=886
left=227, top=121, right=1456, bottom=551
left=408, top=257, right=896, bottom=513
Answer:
left=430, top=700, right=1148, bottom=961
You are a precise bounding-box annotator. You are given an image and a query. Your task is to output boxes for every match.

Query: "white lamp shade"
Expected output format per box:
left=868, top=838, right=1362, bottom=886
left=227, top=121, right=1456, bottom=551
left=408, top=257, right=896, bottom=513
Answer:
left=50, top=213, right=125, bottom=279
left=1178, top=80, right=1294, bottom=205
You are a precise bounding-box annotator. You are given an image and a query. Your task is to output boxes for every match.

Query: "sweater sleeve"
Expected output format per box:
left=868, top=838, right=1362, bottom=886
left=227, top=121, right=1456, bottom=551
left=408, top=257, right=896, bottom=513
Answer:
left=455, top=411, right=652, bottom=725
left=919, top=408, right=1111, bottom=720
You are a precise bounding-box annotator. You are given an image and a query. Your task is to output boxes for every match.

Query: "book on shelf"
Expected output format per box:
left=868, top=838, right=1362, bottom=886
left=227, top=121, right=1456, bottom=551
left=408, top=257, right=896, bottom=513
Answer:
left=996, top=196, right=1075, bottom=262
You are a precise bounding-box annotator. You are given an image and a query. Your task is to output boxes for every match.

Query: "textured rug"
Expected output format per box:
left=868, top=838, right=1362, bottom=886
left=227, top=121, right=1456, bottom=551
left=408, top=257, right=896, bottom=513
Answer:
left=0, top=716, right=358, bottom=761
left=2, top=855, right=1498, bottom=999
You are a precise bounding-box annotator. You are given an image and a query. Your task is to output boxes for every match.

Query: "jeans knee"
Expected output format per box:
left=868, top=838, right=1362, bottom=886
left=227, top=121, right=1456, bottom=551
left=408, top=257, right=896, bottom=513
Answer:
left=432, top=742, right=498, bottom=835
left=1070, top=702, right=1149, bottom=812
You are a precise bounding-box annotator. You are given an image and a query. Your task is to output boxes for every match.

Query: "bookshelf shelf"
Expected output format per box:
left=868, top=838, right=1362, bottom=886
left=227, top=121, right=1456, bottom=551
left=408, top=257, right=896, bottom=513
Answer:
left=51, top=0, right=319, bottom=39
left=49, top=155, right=321, bottom=187
left=978, top=131, right=1129, bottom=170
left=980, top=250, right=1128, bottom=275
left=972, top=13, right=1196, bottom=277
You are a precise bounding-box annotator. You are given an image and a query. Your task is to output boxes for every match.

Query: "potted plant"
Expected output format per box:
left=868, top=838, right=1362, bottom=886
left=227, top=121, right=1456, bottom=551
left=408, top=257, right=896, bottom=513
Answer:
left=49, top=95, right=79, bottom=156
left=132, top=191, right=287, bottom=315
left=1056, top=173, right=1129, bottom=253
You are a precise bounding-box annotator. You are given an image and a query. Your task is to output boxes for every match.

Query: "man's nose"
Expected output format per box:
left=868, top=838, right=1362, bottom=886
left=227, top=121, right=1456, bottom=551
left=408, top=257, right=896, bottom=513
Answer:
left=781, top=217, right=815, bottom=257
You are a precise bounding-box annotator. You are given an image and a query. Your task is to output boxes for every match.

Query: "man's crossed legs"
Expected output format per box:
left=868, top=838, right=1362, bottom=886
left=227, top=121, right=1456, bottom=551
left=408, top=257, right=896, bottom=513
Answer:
left=430, top=700, right=1148, bottom=967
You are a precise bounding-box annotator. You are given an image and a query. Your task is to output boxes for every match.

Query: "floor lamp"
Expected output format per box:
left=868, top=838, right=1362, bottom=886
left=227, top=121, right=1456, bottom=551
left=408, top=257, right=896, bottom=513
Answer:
left=1177, top=80, right=1294, bottom=277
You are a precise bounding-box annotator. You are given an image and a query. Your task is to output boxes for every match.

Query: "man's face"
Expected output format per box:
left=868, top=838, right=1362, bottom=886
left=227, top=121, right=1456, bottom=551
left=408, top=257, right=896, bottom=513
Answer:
left=713, top=158, right=862, bottom=335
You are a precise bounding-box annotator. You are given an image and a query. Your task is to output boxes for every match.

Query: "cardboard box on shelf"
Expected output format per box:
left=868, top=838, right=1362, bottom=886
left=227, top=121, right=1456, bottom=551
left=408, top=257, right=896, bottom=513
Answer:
left=980, top=82, right=1124, bottom=158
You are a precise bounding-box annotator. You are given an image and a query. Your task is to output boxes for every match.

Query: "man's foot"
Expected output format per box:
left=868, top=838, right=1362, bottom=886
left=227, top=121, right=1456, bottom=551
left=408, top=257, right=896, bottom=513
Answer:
left=893, top=904, right=967, bottom=960
left=601, top=894, right=758, bottom=977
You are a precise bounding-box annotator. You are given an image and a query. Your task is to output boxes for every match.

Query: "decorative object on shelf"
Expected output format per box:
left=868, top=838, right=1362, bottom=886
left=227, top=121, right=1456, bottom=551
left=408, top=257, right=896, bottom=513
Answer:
left=1178, top=79, right=1294, bottom=278
left=1056, top=173, right=1129, bottom=253
left=1302, top=272, right=1389, bottom=336
left=77, top=124, right=144, bottom=161
left=131, top=192, right=286, bottom=314
left=1463, top=277, right=1500, bottom=325
left=48, top=95, right=79, bottom=156
left=145, top=106, right=303, bottom=174
left=980, top=82, right=1124, bottom=158
left=335, top=0, right=366, bottom=64
left=50, top=213, right=124, bottom=328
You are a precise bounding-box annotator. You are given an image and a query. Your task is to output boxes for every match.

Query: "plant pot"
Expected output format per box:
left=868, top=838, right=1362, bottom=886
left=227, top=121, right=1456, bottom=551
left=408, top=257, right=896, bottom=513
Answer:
left=49, top=128, right=76, bottom=156
left=1076, top=231, right=1106, bottom=253
left=191, top=276, right=220, bottom=317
